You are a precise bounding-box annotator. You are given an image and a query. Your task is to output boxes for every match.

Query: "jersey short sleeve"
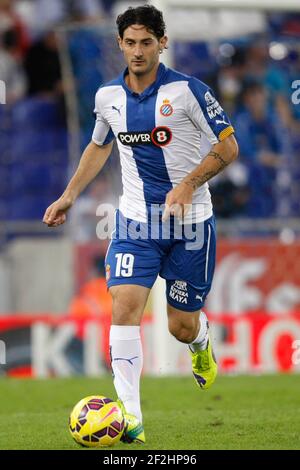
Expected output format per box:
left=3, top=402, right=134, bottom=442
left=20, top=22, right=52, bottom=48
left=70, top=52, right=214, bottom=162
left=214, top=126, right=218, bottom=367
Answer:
left=186, top=77, right=234, bottom=144
left=92, top=88, right=114, bottom=146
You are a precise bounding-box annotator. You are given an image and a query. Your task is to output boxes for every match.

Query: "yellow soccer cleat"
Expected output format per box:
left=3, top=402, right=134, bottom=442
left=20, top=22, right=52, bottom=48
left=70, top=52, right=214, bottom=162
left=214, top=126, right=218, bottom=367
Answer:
left=121, top=413, right=145, bottom=444
left=117, top=400, right=146, bottom=444
left=190, top=338, right=218, bottom=390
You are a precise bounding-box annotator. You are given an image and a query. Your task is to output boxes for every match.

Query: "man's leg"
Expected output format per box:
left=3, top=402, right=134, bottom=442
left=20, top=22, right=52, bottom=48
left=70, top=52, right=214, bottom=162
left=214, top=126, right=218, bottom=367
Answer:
left=167, top=304, right=217, bottom=389
left=109, top=284, right=150, bottom=423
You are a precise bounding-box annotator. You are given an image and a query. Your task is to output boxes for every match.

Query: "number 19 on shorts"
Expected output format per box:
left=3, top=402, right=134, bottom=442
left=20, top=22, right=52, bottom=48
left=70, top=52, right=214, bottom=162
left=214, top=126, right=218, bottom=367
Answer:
left=115, top=253, right=134, bottom=277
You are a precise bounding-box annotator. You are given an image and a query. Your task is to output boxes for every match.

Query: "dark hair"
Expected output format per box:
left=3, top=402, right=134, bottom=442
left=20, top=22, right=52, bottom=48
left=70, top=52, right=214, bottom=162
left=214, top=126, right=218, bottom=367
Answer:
left=239, top=79, right=265, bottom=103
left=116, top=5, right=166, bottom=40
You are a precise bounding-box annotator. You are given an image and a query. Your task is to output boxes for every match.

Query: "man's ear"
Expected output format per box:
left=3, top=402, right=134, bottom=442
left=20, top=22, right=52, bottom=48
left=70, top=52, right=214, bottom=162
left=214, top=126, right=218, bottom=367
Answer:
left=160, top=35, right=168, bottom=51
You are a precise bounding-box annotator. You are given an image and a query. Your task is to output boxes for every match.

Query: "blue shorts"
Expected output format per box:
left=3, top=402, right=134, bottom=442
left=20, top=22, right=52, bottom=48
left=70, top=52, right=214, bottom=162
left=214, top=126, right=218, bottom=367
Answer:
left=105, top=210, right=216, bottom=312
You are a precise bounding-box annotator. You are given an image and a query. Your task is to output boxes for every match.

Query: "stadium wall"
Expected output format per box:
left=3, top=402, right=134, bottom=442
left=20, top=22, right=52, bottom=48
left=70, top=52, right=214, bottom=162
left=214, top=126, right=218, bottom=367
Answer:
left=0, top=238, right=74, bottom=314
left=0, top=313, right=300, bottom=377
left=1, top=237, right=300, bottom=377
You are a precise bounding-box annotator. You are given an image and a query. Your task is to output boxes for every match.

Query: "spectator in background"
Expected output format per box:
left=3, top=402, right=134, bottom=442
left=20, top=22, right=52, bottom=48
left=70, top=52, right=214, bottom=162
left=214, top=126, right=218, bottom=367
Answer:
left=69, top=255, right=113, bottom=318
left=0, top=0, right=30, bottom=57
left=24, top=30, right=62, bottom=96
left=243, top=37, right=297, bottom=130
left=0, top=29, right=27, bottom=104
left=23, top=28, right=67, bottom=125
left=244, top=38, right=288, bottom=99
left=233, top=81, right=284, bottom=217
left=210, top=164, right=249, bottom=219
left=208, top=48, right=247, bottom=117
left=0, top=0, right=29, bottom=103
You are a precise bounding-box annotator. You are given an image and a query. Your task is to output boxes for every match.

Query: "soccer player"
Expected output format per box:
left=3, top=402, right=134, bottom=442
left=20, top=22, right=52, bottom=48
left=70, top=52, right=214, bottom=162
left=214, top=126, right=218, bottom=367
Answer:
left=43, top=5, right=238, bottom=444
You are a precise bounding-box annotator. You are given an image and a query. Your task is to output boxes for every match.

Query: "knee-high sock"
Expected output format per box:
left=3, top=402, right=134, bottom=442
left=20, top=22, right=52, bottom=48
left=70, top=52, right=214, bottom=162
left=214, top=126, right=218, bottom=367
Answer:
left=109, top=325, right=143, bottom=422
left=189, top=311, right=209, bottom=352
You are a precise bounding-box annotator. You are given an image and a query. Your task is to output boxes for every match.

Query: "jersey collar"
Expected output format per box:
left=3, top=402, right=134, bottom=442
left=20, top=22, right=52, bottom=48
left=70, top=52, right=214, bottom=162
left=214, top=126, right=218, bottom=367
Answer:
left=121, top=62, right=167, bottom=99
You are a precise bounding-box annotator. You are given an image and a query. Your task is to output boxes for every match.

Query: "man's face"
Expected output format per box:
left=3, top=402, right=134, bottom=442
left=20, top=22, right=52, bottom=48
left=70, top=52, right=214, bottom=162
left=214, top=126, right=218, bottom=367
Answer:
left=118, top=25, right=167, bottom=76
left=245, top=87, right=266, bottom=116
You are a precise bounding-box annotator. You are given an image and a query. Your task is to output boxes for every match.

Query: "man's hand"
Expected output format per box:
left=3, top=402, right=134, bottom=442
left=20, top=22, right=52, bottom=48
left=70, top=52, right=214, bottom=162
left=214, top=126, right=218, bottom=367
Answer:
left=162, top=182, right=194, bottom=221
left=43, top=194, right=74, bottom=227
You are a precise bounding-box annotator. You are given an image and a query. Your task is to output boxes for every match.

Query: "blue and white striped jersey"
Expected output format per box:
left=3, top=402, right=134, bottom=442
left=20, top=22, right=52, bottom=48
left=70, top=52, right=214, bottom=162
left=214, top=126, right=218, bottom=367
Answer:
left=92, top=63, right=234, bottom=223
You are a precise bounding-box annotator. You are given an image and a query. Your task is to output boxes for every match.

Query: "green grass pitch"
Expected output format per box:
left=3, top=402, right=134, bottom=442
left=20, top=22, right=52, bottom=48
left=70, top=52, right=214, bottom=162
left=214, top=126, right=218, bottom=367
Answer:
left=0, top=375, right=299, bottom=450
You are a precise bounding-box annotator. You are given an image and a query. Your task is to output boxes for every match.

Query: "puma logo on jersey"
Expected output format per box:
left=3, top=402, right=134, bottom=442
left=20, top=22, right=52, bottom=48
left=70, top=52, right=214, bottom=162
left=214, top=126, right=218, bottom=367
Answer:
left=216, top=118, right=230, bottom=126
left=112, top=105, right=123, bottom=115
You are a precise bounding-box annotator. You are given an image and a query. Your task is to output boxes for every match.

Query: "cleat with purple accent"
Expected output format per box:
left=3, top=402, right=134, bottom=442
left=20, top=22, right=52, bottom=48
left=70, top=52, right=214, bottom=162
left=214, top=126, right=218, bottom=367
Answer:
left=190, top=338, right=218, bottom=390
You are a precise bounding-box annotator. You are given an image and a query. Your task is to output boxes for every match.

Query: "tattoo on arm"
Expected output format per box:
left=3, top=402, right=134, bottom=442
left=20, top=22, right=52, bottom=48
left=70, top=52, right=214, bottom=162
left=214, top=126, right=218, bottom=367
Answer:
left=184, top=150, right=229, bottom=191
left=208, top=150, right=228, bottom=167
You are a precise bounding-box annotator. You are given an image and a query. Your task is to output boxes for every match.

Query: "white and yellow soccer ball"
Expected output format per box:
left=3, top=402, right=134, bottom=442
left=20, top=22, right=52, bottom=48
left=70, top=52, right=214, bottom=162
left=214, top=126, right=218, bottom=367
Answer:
left=69, top=395, right=125, bottom=447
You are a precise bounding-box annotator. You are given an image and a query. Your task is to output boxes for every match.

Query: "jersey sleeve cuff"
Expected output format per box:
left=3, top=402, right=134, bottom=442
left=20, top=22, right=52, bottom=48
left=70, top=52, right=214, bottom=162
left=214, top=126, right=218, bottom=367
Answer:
left=92, top=137, right=103, bottom=146
left=218, top=126, right=235, bottom=141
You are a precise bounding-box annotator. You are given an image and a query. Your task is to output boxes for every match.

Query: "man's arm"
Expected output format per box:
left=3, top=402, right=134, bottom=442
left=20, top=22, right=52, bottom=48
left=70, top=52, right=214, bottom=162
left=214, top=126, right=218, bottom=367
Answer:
left=183, top=134, right=239, bottom=190
left=43, top=140, right=113, bottom=227
left=163, top=134, right=239, bottom=220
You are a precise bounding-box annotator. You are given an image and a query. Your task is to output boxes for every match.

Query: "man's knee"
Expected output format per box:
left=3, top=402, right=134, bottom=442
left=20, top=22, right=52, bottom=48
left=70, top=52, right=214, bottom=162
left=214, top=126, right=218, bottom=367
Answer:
left=168, top=318, right=198, bottom=344
left=167, top=305, right=200, bottom=344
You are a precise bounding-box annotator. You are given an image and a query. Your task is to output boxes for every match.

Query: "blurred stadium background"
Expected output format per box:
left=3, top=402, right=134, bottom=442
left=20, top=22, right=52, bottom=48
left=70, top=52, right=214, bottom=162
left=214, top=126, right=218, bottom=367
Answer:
left=1, top=0, right=300, bottom=381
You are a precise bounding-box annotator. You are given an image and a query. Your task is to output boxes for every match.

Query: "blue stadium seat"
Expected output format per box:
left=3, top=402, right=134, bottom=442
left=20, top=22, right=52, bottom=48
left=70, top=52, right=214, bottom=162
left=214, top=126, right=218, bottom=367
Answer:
left=1, top=98, right=68, bottom=222
left=8, top=194, right=54, bottom=220
left=11, top=97, right=64, bottom=130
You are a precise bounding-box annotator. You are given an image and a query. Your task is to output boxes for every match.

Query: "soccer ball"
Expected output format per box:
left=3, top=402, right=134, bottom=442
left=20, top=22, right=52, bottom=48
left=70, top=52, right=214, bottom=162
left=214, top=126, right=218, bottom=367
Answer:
left=69, top=395, right=125, bottom=447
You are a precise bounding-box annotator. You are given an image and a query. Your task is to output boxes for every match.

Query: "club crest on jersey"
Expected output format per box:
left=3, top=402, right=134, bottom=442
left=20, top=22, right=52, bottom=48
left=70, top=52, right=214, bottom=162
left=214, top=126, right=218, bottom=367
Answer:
left=160, top=99, right=173, bottom=117
left=204, top=91, right=215, bottom=105
left=204, top=91, right=223, bottom=119
left=118, top=126, right=172, bottom=147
